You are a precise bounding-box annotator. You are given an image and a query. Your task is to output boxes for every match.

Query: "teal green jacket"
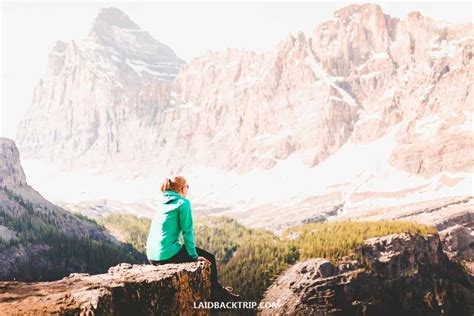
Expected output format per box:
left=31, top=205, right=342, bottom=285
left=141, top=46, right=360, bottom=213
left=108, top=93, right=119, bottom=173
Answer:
left=146, top=190, right=198, bottom=261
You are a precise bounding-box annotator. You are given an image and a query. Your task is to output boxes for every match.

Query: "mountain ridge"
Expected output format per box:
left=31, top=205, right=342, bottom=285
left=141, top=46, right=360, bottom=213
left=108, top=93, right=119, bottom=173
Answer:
left=0, top=137, right=145, bottom=281
left=15, top=3, right=473, bottom=238
left=17, top=4, right=472, bottom=174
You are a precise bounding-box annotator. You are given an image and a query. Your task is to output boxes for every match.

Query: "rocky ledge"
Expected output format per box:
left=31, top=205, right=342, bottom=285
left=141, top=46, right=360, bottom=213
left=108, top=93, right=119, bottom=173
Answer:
left=0, top=262, right=211, bottom=315
left=260, top=233, right=474, bottom=316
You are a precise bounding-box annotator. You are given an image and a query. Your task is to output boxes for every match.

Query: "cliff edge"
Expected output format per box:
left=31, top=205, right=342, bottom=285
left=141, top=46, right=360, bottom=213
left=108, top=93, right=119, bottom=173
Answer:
left=260, top=233, right=474, bottom=316
left=0, top=262, right=211, bottom=315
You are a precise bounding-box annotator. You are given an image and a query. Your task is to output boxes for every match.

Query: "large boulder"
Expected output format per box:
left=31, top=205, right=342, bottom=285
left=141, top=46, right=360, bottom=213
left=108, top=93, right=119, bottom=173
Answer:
left=0, top=262, right=212, bottom=315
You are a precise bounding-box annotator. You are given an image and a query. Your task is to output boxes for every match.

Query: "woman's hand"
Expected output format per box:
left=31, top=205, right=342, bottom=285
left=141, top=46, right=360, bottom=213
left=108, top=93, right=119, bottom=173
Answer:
left=197, top=256, right=211, bottom=264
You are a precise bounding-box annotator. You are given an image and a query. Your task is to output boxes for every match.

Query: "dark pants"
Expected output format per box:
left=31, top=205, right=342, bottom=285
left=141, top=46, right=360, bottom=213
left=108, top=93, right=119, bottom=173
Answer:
left=149, top=245, right=221, bottom=296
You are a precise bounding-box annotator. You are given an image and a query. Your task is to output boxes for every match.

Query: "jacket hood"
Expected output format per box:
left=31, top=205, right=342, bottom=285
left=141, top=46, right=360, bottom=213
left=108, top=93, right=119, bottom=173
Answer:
left=162, top=190, right=183, bottom=204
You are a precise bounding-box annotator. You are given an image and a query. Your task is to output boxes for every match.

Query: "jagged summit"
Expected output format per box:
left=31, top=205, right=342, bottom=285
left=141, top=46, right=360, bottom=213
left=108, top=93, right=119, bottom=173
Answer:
left=84, top=7, right=184, bottom=71
left=0, top=137, right=27, bottom=187
left=333, top=3, right=384, bottom=19
left=407, top=10, right=427, bottom=21
left=16, top=6, right=186, bottom=171
left=90, top=7, right=141, bottom=32
left=16, top=4, right=473, bottom=233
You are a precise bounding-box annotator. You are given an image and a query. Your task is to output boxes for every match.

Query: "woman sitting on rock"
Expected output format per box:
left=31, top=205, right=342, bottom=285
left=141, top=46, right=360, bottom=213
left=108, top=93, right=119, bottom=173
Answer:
left=146, top=176, right=239, bottom=302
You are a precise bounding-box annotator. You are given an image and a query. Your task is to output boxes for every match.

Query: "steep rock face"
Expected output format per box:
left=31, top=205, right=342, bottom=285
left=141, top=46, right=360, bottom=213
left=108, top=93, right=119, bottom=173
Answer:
left=16, top=4, right=473, bottom=176
left=387, top=52, right=473, bottom=177
left=440, top=223, right=474, bottom=273
left=89, top=7, right=183, bottom=78
left=0, top=138, right=27, bottom=187
left=0, top=138, right=144, bottom=280
left=0, top=262, right=211, bottom=315
left=16, top=7, right=183, bottom=170
left=13, top=5, right=473, bottom=243
left=310, top=4, right=473, bottom=177
left=130, top=3, right=472, bottom=175
left=260, top=233, right=474, bottom=315
left=165, top=36, right=361, bottom=173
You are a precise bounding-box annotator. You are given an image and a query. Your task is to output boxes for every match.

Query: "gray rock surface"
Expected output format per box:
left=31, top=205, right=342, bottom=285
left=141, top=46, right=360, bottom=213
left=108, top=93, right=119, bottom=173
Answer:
left=16, top=5, right=473, bottom=177
left=260, top=233, right=474, bottom=315
left=0, top=138, right=27, bottom=187
left=0, top=262, right=211, bottom=315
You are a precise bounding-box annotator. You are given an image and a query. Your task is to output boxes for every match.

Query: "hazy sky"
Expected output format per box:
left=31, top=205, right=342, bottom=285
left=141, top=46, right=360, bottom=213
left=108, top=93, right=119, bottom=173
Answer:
left=1, top=0, right=472, bottom=139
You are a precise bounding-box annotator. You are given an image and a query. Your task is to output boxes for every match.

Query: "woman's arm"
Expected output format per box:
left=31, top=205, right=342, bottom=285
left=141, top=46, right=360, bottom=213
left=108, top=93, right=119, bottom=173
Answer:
left=178, top=199, right=199, bottom=259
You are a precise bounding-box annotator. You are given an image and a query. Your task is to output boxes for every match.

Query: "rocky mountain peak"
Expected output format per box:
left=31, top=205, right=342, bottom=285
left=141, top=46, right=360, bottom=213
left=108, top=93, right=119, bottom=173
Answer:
left=51, top=40, right=68, bottom=53
left=89, top=7, right=140, bottom=35
left=16, top=6, right=187, bottom=171
left=333, top=3, right=384, bottom=21
left=78, top=7, right=185, bottom=83
left=407, top=10, right=424, bottom=21
left=0, top=138, right=27, bottom=187
left=16, top=5, right=473, bottom=228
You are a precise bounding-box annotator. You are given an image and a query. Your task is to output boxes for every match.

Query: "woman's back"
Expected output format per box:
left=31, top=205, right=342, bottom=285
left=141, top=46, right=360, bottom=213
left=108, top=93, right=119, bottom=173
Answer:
left=146, top=189, right=198, bottom=261
left=146, top=176, right=240, bottom=301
